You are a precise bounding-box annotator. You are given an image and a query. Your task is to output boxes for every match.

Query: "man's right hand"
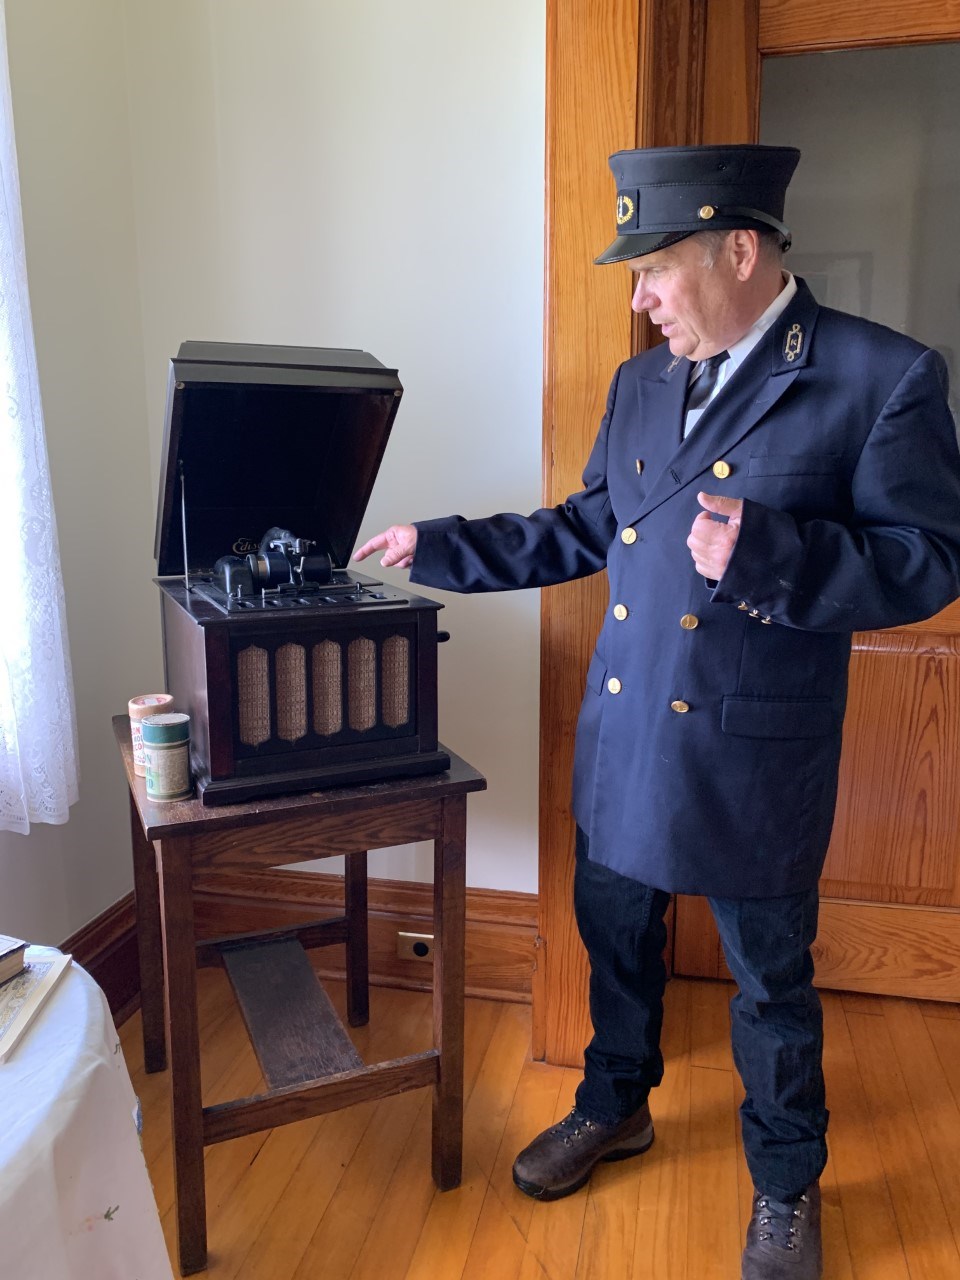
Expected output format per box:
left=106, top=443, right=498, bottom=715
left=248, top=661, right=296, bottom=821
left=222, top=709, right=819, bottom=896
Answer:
left=352, top=524, right=418, bottom=569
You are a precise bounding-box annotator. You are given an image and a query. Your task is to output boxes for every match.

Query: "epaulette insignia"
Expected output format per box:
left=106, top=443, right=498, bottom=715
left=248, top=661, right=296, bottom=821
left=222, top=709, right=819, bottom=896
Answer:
left=784, top=323, right=804, bottom=363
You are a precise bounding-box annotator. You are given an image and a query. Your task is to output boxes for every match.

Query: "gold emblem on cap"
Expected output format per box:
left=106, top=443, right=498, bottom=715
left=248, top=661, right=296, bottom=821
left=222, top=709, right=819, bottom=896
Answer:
left=784, top=323, right=804, bottom=363
left=616, top=194, right=635, bottom=226
left=698, top=205, right=716, bottom=220
left=713, top=460, right=731, bottom=479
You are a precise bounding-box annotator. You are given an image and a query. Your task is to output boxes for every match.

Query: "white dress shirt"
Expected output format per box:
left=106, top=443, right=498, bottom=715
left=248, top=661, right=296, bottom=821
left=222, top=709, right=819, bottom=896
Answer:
left=683, top=271, right=797, bottom=436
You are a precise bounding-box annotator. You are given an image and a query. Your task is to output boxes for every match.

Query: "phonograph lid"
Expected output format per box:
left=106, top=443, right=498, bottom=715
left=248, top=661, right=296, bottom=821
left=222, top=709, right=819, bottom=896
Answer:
left=154, top=341, right=403, bottom=575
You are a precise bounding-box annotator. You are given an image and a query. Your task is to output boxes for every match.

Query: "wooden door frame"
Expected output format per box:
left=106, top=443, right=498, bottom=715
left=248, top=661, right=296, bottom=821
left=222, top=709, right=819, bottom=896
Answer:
left=538, top=0, right=960, bottom=1065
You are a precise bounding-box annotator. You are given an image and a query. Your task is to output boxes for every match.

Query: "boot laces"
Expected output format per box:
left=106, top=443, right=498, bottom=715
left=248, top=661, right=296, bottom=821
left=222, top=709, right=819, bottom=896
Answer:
left=550, top=1107, right=599, bottom=1146
left=755, top=1191, right=808, bottom=1251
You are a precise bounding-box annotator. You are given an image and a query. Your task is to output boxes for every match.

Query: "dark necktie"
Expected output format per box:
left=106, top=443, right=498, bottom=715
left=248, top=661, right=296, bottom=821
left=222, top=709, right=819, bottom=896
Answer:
left=683, top=350, right=729, bottom=437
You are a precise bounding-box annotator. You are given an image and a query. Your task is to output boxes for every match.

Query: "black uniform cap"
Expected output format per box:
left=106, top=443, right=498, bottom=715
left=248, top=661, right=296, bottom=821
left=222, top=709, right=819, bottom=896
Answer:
left=595, top=144, right=801, bottom=265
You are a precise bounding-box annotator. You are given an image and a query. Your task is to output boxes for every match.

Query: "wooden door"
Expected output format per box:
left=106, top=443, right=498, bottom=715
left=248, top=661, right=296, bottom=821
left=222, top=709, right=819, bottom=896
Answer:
left=539, top=0, right=960, bottom=1067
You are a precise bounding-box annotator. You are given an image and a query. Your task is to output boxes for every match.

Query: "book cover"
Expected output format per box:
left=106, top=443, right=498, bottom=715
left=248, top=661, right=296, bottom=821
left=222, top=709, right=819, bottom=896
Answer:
left=0, top=948, right=72, bottom=1062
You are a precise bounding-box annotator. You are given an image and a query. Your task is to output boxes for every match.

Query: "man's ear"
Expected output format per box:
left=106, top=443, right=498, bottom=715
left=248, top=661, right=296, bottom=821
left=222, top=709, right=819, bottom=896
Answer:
left=730, top=228, right=761, bottom=281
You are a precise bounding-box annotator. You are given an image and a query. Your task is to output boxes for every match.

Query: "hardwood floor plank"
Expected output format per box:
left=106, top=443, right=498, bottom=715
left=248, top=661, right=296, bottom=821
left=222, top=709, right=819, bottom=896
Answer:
left=355, top=998, right=511, bottom=1280
left=920, top=1000, right=960, bottom=1021
left=840, top=991, right=883, bottom=1017
left=230, top=1101, right=379, bottom=1280
left=846, top=1004, right=960, bottom=1279
left=575, top=1149, right=641, bottom=1280
left=518, top=1070, right=589, bottom=1280
left=463, top=1001, right=532, bottom=1179
left=689, top=978, right=734, bottom=1072
left=686, top=1064, right=740, bottom=1279
left=882, top=998, right=960, bottom=1258
left=289, top=993, right=436, bottom=1280
left=820, top=994, right=910, bottom=1280
left=292, top=1085, right=427, bottom=1279
left=635, top=978, right=693, bottom=1280
left=350, top=1096, right=437, bottom=1280
left=488, top=1058, right=566, bottom=1241
left=925, top=1016, right=960, bottom=1110
left=460, top=1182, right=528, bottom=1280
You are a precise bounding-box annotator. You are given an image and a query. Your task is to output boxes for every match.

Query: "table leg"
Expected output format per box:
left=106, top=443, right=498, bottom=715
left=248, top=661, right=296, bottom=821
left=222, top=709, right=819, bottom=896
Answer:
left=156, top=835, right=207, bottom=1276
left=345, top=850, right=370, bottom=1027
left=432, top=795, right=466, bottom=1189
left=129, top=794, right=167, bottom=1073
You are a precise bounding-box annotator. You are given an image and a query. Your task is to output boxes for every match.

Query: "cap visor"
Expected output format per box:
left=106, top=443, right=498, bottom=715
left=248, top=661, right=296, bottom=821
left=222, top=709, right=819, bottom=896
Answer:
left=594, top=230, right=694, bottom=265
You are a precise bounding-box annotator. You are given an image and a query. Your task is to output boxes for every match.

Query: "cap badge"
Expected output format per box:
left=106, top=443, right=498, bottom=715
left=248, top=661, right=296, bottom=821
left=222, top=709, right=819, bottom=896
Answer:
left=616, top=194, right=635, bottom=226
left=784, top=323, right=804, bottom=363
left=698, top=205, right=716, bottom=220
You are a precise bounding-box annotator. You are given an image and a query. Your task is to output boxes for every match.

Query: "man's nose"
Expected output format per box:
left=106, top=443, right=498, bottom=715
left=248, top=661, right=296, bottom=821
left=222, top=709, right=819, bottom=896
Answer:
left=631, top=276, right=654, bottom=313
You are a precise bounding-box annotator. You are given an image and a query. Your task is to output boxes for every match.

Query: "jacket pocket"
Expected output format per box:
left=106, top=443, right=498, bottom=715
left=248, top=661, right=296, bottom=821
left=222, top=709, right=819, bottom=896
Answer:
left=748, top=453, right=841, bottom=477
left=585, top=652, right=607, bottom=695
left=721, top=695, right=840, bottom=739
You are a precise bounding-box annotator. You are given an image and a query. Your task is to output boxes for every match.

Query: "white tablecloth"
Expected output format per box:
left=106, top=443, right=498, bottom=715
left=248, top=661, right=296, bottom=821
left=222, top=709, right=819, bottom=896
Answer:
left=0, top=950, right=173, bottom=1280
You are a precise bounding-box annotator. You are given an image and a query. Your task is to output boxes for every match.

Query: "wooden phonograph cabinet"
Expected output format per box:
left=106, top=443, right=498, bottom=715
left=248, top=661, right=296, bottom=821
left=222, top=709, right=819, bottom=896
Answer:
left=154, top=341, right=449, bottom=806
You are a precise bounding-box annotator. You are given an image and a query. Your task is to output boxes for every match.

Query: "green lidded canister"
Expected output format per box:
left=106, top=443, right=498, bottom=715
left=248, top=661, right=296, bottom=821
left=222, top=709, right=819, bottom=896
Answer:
left=142, top=712, right=192, bottom=802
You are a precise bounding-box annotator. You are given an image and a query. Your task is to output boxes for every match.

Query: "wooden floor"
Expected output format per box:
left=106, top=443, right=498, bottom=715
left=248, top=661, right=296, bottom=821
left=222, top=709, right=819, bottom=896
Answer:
left=121, top=972, right=960, bottom=1280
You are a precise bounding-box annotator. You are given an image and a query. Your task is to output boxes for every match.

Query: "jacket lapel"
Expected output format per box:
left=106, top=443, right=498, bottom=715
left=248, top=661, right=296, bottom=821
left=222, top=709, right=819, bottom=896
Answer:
left=624, top=280, right=820, bottom=526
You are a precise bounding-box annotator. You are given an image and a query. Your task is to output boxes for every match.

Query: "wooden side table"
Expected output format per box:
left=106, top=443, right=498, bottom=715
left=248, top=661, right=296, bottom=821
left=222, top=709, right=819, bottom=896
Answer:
left=114, top=717, right=486, bottom=1276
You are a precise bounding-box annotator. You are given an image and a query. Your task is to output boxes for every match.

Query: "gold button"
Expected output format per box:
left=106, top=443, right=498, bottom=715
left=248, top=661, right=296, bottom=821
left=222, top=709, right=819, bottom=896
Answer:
left=613, top=604, right=629, bottom=621
left=712, top=460, right=731, bottom=479
left=749, top=608, right=760, bottom=617
left=737, top=601, right=749, bottom=611
left=607, top=677, right=622, bottom=695
left=635, top=458, right=644, bottom=475
left=621, top=527, right=637, bottom=544
left=670, top=699, right=690, bottom=713
left=761, top=616, right=772, bottom=625
left=680, top=614, right=699, bottom=630
left=698, top=205, right=716, bottom=220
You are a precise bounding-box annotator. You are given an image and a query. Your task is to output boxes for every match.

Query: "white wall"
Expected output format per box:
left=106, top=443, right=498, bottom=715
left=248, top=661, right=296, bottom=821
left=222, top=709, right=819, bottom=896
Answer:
left=0, top=0, right=545, bottom=943
left=0, top=0, right=161, bottom=944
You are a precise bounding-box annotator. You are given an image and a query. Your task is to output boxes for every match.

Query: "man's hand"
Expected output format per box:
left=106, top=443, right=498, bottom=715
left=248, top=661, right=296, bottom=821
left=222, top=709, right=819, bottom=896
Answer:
left=687, top=492, right=743, bottom=580
left=353, top=524, right=418, bottom=569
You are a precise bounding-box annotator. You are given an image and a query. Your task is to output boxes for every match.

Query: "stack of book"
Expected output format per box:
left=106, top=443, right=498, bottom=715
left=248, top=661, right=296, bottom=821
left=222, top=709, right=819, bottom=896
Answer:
left=0, top=934, right=26, bottom=985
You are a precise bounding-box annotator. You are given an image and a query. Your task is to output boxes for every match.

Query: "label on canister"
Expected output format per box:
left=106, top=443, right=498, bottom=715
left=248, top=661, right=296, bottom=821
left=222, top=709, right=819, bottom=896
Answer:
left=142, top=712, right=192, bottom=801
left=128, top=694, right=174, bottom=776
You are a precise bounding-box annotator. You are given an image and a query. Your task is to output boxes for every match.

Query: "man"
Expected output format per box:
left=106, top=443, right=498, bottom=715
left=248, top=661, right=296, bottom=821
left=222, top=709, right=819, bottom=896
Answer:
left=354, top=145, right=960, bottom=1280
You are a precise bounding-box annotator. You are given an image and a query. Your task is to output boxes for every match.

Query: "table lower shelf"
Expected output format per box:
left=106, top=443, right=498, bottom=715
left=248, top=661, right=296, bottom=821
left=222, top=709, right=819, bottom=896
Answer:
left=206, top=933, right=440, bottom=1146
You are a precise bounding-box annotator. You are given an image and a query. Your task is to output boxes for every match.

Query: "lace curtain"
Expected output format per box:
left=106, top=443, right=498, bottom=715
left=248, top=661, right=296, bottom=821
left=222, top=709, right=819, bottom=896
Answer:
left=0, top=3, right=79, bottom=833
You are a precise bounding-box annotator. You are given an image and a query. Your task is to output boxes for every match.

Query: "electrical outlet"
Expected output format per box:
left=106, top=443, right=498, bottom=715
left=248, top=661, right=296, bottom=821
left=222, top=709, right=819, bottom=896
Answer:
left=397, top=931, right=434, bottom=961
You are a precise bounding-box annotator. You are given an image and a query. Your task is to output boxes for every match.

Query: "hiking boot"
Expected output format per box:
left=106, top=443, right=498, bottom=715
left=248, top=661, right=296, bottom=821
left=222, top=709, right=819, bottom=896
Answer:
left=741, top=1182, right=822, bottom=1279
left=512, top=1103, right=654, bottom=1201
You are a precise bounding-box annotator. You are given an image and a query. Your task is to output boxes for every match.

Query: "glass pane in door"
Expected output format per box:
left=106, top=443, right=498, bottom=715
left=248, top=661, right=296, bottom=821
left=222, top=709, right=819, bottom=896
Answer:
left=760, top=44, right=960, bottom=418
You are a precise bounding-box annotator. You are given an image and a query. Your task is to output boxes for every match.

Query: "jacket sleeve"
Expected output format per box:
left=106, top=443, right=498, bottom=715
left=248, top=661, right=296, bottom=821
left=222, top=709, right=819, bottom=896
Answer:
left=712, top=349, right=960, bottom=631
left=408, top=368, right=621, bottom=593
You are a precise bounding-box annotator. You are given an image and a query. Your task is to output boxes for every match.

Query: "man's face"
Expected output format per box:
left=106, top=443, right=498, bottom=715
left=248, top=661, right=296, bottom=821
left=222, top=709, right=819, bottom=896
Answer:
left=628, top=235, right=739, bottom=361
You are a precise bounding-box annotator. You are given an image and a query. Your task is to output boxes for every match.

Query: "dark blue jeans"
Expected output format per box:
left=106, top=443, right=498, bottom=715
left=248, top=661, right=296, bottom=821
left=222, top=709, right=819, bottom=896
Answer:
left=572, top=828, right=828, bottom=1202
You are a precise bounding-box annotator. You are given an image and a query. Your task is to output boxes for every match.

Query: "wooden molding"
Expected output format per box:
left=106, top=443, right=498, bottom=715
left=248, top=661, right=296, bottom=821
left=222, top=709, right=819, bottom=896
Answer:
left=674, top=892, right=960, bottom=1004
left=191, top=869, right=537, bottom=1005
left=760, top=0, right=960, bottom=55
left=61, top=874, right=537, bottom=1026
left=61, top=892, right=140, bottom=1025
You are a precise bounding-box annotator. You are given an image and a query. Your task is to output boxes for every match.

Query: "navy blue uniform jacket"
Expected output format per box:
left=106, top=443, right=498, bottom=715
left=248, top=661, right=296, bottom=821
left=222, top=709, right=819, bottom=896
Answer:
left=410, top=281, right=960, bottom=897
